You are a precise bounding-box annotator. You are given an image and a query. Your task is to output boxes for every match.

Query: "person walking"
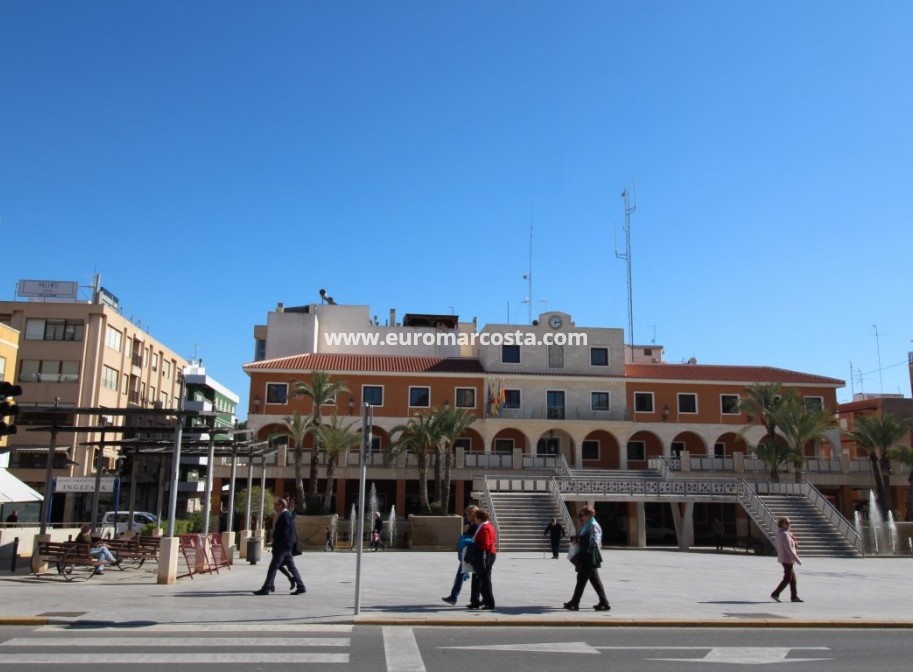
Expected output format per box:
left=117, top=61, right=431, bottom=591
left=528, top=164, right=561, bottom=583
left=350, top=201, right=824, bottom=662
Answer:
left=253, top=499, right=306, bottom=596
left=771, top=517, right=803, bottom=603
left=544, top=517, right=566, bottom=559
left=564, top=505, right=610, bottom=611
left=441, top=521, right=474, bottom=605
left=371, top=511, right=384, bottom=551
left=711, top=518, right=725, bottom=551
left=467, top=508, right=497, bottom=610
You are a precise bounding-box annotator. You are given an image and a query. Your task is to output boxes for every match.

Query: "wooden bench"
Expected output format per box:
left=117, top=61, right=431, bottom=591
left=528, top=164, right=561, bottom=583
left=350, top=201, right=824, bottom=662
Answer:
left=32, top=542, right=101, bottom=581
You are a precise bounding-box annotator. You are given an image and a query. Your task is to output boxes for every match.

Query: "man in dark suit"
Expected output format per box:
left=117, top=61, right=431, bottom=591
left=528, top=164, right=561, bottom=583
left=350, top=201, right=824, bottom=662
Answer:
left=253, top=499, right=306, bottom=595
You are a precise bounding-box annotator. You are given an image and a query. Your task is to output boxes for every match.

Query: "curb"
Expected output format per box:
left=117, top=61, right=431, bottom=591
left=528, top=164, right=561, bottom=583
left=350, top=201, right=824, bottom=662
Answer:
left=353, top=616, right=913, bottom=629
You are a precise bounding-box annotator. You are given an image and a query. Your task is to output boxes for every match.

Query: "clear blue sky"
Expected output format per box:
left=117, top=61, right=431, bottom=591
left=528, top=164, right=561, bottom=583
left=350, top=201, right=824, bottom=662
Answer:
left=3, top=1, right=912, bottom=415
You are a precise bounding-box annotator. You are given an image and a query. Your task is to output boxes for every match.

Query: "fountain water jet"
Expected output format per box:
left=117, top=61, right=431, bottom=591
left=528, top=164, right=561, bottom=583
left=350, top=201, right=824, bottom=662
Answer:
left=387, top=505, right=397, bottom=548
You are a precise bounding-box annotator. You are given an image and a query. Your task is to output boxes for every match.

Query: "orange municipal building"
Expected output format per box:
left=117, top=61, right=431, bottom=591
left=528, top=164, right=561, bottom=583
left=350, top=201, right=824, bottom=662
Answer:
left=237, top=302, right=907, bottom=555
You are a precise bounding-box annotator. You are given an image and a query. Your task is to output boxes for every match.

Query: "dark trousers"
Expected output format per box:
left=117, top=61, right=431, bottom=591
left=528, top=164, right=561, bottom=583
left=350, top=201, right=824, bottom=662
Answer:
left=773, top=563, right=797, bottom=599
left=570, top=564, right=609, bottom=606
left=262, top=549, right=304, bottom=590
left=549, top=538, right=561, bottom=558
left=469, top=553, right=496, bottom=607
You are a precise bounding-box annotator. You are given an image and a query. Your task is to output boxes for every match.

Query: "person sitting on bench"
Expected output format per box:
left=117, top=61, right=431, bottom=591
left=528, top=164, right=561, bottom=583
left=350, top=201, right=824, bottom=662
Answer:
left=75, top=524, right=118, bottom=574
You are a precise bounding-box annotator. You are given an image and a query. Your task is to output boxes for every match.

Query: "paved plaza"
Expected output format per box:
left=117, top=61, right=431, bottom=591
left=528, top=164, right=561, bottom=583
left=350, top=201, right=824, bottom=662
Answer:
left=1, top=548, right=910, bottom=627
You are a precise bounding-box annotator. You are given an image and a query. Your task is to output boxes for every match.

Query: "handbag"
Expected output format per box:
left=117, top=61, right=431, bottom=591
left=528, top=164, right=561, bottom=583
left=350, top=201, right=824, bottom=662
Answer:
left=566, top=541, right=580, bottom=566
left=292, top=541, right=302, bottom=556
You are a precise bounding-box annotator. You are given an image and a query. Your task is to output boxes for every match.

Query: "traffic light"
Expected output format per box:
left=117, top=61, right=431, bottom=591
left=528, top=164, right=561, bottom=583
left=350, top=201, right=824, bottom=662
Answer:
left=0, top=381, right=22, bottom=437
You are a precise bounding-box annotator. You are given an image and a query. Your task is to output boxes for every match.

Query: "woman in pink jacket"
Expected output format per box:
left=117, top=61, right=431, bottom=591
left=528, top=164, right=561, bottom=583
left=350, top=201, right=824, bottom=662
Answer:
left=771, top=517, right=803, bottom=603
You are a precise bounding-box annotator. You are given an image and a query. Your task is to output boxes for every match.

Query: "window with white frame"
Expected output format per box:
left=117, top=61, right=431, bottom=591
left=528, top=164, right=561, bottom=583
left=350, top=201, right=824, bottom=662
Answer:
left=677, top=393, right=698, bottom=414
left=409, top=386, right=430, bottom=408
left=455, top=388, right=476, bottom=408
left=494, top=438, right=514, bottom=454
left=151, top=353, right=159, bottom=371
left=266, top=383, right=288, bottom=404
left=105, top=326, right=122, bottom=351
left=591, top=391, right=611, bottom=412
left=627, top=440, right=646, bottom=461
left=25, top=318, right=84, bottom=341
left=634, top=392, right=654, bottom=413
left=102, top=365, right=119, bottom=391
left=582, top=439, right=600, bottom=460
left=804, top=396, right=824, bottom=412
left=720, top=394, right=740, bottom=415
left=362, top=385, right=383, bottom=406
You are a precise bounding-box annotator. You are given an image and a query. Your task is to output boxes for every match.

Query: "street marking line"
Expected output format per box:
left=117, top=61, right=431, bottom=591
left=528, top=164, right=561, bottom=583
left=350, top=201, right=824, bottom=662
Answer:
left=0, top=653, right=348, bottom=664
left=2, top=637, right=350, bottom=648
left=444, top=642, right=600, bottom=654
left=383, top=626, right=426, bottom=672
left=35, top=624, right=353, bottom=632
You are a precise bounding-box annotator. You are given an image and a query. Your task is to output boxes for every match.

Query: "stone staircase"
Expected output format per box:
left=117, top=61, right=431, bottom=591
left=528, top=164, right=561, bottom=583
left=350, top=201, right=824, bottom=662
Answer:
left=757, top=494, right=861, bottom=558
left=488, top=491, right=572, bottom=552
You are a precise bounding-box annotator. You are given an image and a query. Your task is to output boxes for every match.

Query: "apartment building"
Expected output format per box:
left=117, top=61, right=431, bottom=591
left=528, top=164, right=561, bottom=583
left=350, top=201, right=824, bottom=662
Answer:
left=237, top=301, right=903, bottom=544
left=0, top=292, right=189, bottom=523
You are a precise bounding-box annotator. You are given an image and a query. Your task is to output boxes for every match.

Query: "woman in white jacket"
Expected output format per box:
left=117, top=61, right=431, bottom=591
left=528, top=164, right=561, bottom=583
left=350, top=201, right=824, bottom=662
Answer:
left=771, top=517, right=803, bottom=603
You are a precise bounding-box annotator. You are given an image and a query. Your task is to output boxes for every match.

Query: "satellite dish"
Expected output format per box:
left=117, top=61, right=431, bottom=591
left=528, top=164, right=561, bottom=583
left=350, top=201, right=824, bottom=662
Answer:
left=688, top=357, right=697, bottom=365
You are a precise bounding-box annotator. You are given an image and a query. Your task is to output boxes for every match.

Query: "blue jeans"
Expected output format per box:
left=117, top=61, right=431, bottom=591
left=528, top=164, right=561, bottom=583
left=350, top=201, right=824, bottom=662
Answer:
left=90, top=546, right=117, bottom=566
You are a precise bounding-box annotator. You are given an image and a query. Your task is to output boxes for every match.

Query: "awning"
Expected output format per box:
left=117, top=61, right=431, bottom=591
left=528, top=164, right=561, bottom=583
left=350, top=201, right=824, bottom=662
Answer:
left=0, top=469, right=43, bottom=504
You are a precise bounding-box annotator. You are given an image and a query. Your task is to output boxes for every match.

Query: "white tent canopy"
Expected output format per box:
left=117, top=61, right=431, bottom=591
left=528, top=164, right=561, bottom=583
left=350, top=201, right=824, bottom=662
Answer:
left=0, top=469, right=43, bottom=504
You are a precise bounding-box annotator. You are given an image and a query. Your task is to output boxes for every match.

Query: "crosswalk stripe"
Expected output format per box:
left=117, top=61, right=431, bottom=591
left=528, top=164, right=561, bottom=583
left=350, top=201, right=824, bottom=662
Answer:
left=0, top=653, right=349, bottom=664
left=2, top=637, right=350, bottom=647
left=35, top=624, right=353, bottom=633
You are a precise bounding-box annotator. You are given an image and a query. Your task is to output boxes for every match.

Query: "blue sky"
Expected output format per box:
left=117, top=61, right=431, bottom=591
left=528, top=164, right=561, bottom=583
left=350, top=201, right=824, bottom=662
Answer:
left=2, top=1, right=911, bottom=414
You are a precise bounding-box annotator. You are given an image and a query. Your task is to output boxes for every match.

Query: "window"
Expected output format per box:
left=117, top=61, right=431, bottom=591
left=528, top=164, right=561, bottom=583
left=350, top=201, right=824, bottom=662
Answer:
left=503, top=389, right=521, bottom=409
left=454, top=437, right=471, bottom=452
left=582, top=440, right=600, bottom=460
left=677, top=393, right=698, bottom=414
left=162, top=360, right=170, bottom=377
left=265, top=383, right=287, bottom=404
left=546, top=390, right=565, bottom=419
left=627, top=441, right=646, bottom=461
left=634, top=392, right=654, bottom=413
left=590, top=347, right=609, bottom=366
left=720, top=394, right=740, bottom=415
left=591, top=391, right=611, bottom=412
left=362, top=385, right=383, bottom=406
left=102, top=365, right=119, bottom=391
left=255, top=338, right=267, bottom=362
left=409, top=386, right=430, bottom=408
left=124, top=338, right=132, bottom=358
left=547, top=344, right=564, bottom=369
left=105, top=326, right=122, bottom=351
left=804, top=396, right=824, bottom=412
left=20, top=360, right=78, bottom=383
left=671, top=441, right=685, bottom=457
left=24, top=318, right=84, bottom=341
left=122, top=374, right=128, bottom=395
left=151, top=353, right=159, bottom=371
left=0, top=356, right=4, bottom=381
left=501, top=344, right=520, bottom=364
left=494, top=439, right=514, bottom=454
left=455, top=388, right=476, bottom=408
left=537, top=437, right=560, bottom=455
left=714, top=442, right=725, bottom=458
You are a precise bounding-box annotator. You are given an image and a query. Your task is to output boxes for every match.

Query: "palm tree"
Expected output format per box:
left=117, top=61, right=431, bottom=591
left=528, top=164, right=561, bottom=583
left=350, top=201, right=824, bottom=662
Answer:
left=276, top=411, right=311, bottom=514
left=892, top=445, right=913, bottom=522
left=844, top=412, right=912, bottom=518
left=312, top=415, right=360, bottom=512
left=291, top=371, right=349, bottom=512
left=769, top=394, right=837, bottom=482
left=434, top=406, right=477, bottom=515
left=390, top=413, right=441, bottom=514
left=738, top=383, right=796, bottom=482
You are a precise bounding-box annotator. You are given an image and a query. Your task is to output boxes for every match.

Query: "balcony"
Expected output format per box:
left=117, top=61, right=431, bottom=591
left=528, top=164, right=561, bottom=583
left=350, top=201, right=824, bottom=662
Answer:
left=488, top=406, right=629, bottom=421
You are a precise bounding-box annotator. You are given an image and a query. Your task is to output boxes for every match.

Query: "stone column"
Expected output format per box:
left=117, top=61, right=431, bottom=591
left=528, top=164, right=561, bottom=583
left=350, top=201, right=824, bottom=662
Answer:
left=156, top=536, right=180, bottom=585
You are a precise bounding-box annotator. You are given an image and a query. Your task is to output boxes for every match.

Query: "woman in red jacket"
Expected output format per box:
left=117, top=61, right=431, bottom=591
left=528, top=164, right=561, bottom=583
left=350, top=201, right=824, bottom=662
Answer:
left=467, top=508, right=497, bottom=610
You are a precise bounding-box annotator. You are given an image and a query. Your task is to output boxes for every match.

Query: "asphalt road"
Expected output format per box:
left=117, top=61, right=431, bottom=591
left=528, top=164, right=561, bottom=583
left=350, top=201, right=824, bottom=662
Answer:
left=0, top=625, right=909, bottom=671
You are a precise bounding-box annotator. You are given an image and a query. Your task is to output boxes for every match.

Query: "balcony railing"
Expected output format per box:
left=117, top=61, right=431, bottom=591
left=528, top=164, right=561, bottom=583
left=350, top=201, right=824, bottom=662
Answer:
left=487, top=406, right=629, bottom=421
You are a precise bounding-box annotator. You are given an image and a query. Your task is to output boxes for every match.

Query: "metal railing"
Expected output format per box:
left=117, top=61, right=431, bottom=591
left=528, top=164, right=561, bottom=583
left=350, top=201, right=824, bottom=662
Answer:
left=549, top=477, right=577, bottom=536
left=736, top=480, right=778, bottom=546
left=487, top=406, right=629, bottom=421
left=465, top=453, right=513, bottom=469
left=648, top=456, right=675, bottom=480
left=522, top=454, right=559, bottom=470
left=557, top=475, right=742, bottom=498
left=557, top=452, right=572, bottom=477
left=751, top=481, right=864, bottom=556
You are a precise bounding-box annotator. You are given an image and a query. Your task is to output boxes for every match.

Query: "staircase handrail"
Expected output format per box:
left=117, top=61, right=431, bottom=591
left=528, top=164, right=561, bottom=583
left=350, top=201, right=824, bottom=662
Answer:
left=557, top=452, right=572, bottom=477
left=549, top=477, right=577, bottom=536
left=753, top=481, right=863, bottom=556
left=481, top=475, right=500, bottom=551
left=648, top=456, right=675, bottom=480
left=737, top=480, right=779, bottom=547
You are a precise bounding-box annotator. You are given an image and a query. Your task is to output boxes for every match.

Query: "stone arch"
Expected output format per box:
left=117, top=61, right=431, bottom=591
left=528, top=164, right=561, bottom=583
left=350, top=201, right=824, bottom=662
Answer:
left=670, top=430, right=708, bottom=456
left=491, top=428, right=528, bottom=454
left=713, top=432, right=749, bottom=457
left=582, top=429, right=621, bottom=469
left=536, top=428, right=575, bottom=464
left=626, top=430, right=663, bottom=468
left=354, top=425, right=391, bottom=453
left=456, top=427, right=485, bottom=453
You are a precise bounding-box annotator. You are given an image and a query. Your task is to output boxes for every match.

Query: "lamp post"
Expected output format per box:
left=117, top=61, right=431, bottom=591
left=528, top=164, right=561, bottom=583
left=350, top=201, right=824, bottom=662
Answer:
left=90, top=415, right=108, bottom=532
left=354, top=402, right=372, bottom=615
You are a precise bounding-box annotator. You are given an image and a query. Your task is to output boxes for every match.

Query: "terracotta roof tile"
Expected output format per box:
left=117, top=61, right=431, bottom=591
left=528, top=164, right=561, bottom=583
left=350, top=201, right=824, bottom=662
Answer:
left=244, top=353, right=484, bottom=374
left=624, top=363, right=844, bottom=386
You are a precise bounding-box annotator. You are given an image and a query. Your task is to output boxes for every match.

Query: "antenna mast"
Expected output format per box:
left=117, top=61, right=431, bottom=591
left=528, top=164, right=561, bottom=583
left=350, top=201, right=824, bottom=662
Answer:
left=873, top=324, right=884, bottom=394
left=522, top=218, right=534, bottom=325
left=615, top=184, right=636, bottom=362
